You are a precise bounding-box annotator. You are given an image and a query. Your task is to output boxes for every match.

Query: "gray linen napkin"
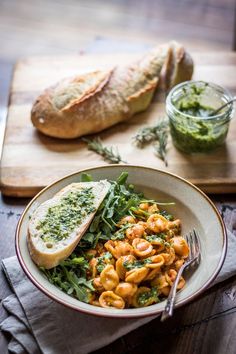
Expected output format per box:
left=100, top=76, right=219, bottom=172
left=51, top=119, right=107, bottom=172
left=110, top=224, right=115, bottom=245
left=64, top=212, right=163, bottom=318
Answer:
left=1, top=228, right=236, bottom=354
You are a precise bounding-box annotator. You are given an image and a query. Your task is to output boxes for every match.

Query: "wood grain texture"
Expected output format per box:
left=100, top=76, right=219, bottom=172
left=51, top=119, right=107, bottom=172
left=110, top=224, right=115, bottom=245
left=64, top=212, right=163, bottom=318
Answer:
left=0, top=0, right=235, bottom=65
left=1, top=52, right=236, bottom=196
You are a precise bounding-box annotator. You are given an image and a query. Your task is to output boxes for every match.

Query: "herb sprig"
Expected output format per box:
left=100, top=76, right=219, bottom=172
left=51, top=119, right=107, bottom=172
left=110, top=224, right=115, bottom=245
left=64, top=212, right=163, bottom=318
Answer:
left=154, top=129, right=169, bottom=167
left=83, top=137, right=126, bottom=164
left=134, top=119, right=168, bottom=147
left=133, top=118, right=169, bottom=166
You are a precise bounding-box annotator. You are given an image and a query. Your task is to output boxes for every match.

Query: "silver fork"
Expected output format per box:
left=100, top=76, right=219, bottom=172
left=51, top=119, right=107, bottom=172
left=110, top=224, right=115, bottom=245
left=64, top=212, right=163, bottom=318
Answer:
left=161, top=229, right=201, bottom=322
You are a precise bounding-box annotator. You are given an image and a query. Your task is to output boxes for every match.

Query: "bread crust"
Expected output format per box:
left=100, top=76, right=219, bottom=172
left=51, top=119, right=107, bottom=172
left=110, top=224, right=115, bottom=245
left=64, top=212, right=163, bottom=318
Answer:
left=27, top=181, right=110, bottom=269
left=31, top=41, right=193, bottom=139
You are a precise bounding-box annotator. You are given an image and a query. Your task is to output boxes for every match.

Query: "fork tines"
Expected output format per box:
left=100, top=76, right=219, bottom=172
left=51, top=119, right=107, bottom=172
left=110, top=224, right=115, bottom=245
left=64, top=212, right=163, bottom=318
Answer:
left=185, top=229, right=201, bottom=263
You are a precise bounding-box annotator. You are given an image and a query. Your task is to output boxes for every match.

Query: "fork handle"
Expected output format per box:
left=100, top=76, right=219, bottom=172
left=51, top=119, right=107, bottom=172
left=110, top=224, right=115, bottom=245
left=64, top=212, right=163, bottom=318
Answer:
left=161, top=264, right=185, bottom=322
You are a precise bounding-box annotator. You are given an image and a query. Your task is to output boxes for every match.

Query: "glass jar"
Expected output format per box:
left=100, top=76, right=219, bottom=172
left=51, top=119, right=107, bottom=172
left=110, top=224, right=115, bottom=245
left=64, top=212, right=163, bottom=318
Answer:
left=166, top=81, right=234, bottom=153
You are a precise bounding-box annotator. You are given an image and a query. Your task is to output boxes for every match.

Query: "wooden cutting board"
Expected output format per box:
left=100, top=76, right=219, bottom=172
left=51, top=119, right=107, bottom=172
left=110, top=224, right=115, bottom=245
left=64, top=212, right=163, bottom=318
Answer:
left=1, top=52, right=236, bottom=197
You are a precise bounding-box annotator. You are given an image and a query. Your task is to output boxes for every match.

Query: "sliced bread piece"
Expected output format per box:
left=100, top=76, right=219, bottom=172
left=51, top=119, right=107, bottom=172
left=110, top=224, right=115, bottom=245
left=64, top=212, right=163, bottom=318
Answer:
left=28, top=180, right=110, bottom=269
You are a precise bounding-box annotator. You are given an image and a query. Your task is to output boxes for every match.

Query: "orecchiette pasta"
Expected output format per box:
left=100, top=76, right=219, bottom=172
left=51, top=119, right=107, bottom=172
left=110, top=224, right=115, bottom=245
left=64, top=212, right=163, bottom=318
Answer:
left=147, top=214, right=169, bottom=233
left=115, top=282, right=137, bottom=299
left=175, top=258, right=185, bottom=270
left=165, top=269, right=185, bottom=289
left=132, top=287, right=159, bottom=308
left=118, top=215, right=136, bottom=226
left=116, top=255, right=135, bottom=280
left=145, top=255, right=164, bottom=269
left=85, top=201, right=189, bottom=309
left=145, top=267, right=161, bottom=281
left=151, top=274, right=169, bottom=289
left=159, top=247, right=175, bottom=265
left=99, top=291, right=125, bottom=309
left=126, top=224, right=146, bottom=240
left=125, top=267, right=149, bottom=284
left=171, top=236, right=189, bottom=258
left=132, top=238, right=153, bottom=258
left=104, top=240, right=133, bottom=259
left=89, top=258, right=98, bottom=278
left=139, top=203, right=149, bottom=211
left=100, top=265, right=119, bottom=290
left=93, top=277, right=105, bottom=292
left=147, top=204, right=159, bottom=214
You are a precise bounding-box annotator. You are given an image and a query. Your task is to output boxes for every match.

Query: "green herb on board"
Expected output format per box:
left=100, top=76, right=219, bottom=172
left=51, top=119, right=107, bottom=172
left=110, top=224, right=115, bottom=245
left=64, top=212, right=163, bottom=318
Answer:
left=133, top=118, right=169, bottom=166
left=133, top=119, right=169, bottom=147
left=153, top=129, right=169, bottom=167
left=82, top=137, right=126, bottom=164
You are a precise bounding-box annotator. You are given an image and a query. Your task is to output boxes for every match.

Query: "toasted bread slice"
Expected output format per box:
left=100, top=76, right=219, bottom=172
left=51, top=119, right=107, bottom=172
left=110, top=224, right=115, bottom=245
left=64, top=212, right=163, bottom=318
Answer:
left=28, top=180, right=110, bottom=269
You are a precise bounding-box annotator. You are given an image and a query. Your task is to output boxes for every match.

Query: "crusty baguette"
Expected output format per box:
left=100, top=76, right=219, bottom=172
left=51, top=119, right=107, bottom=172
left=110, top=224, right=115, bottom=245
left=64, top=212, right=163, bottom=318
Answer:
left=27, top=180, right=110, bottom=269
left=31, top=41, right=193, bottom=139
left=161, top=41, right=194, bottom=91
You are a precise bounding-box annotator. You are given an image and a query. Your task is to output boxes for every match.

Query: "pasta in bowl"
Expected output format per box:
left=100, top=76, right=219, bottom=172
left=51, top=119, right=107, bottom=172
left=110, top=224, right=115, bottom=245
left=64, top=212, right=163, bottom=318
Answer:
left=16, top=165, right=226, bottom=318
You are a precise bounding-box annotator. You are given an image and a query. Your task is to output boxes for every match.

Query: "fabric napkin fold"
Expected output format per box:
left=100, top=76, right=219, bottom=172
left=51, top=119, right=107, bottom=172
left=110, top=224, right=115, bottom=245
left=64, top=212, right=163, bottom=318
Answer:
left=1, top=228, right=236, bottom=354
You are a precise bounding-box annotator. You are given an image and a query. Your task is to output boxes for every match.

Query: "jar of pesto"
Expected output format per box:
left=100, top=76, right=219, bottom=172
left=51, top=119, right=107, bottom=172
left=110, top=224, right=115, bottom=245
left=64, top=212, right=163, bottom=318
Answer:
left=166, top=81, right=234, bottom=153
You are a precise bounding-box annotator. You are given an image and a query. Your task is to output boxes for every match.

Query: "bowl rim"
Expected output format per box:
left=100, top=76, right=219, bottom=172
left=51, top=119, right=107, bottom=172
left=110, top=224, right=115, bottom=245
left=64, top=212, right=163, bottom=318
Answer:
left=15, top=164, right=227, bottom=318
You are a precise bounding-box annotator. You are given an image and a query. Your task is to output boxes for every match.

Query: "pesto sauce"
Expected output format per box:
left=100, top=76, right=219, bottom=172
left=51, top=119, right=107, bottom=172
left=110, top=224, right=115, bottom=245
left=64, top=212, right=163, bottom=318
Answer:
left=170, top=119, right=229, bottom=153
left=96, top=252, right=112, bottom=273
left=123, top=257, right=152, bottom=271
left=37, top=187, right=96, bottom=243
left=170, top=84, right=229, bottom=153
left=138, top=287, right=159, bottom=306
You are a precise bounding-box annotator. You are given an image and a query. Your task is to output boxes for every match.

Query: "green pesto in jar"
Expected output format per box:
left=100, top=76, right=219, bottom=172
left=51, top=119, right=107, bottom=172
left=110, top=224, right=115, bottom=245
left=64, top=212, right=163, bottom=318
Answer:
left=169, top=83, right=230, bottom=153
left=174, top=84, right=215, bottom=118
left=37, top=187, right=96, bottom=243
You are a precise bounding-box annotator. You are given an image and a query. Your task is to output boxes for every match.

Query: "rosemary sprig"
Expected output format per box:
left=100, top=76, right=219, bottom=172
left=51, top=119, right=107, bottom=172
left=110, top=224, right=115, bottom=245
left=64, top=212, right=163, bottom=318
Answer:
left=133, top=119, right=169, bottom=147
left=154, top=130, right=168, bottom=167
left=82, top=137, right=126, bottom=164
left=133, top=118, right=169, bottom=166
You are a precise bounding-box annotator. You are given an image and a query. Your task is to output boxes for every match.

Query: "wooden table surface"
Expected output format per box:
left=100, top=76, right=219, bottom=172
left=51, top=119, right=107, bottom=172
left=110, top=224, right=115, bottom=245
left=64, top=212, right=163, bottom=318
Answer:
left=1, top=46, right=236, bottom=354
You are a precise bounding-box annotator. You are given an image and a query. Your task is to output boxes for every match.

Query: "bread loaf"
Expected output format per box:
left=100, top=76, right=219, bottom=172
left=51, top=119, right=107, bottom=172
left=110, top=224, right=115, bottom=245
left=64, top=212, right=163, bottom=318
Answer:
left=27, top=180, right=110, bottom=269
left=31, top=41, right=193, bottom=139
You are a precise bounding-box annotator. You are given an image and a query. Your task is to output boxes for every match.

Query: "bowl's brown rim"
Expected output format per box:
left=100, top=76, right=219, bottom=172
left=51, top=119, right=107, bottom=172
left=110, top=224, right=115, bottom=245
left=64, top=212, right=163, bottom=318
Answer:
left=15, top=164, right=227, bottom=318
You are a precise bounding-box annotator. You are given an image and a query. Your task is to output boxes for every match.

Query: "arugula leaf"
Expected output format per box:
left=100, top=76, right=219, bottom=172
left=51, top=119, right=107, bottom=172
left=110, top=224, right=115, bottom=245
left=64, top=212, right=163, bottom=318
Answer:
left=89, top=215, right=101, bottom=233
left=116, top=172, right=128, bottom=185
left=81, top=173, right=93, bottom=182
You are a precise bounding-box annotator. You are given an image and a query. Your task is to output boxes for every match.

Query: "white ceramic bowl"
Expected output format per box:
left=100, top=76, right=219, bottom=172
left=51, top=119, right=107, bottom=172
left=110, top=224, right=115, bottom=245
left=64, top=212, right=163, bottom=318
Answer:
left=16, top=165, right=227, bottom=318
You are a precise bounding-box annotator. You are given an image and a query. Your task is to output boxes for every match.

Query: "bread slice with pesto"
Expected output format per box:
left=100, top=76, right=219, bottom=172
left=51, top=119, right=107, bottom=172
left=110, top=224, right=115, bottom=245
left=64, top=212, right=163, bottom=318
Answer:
left=27, top=180, right=110, bottom=269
